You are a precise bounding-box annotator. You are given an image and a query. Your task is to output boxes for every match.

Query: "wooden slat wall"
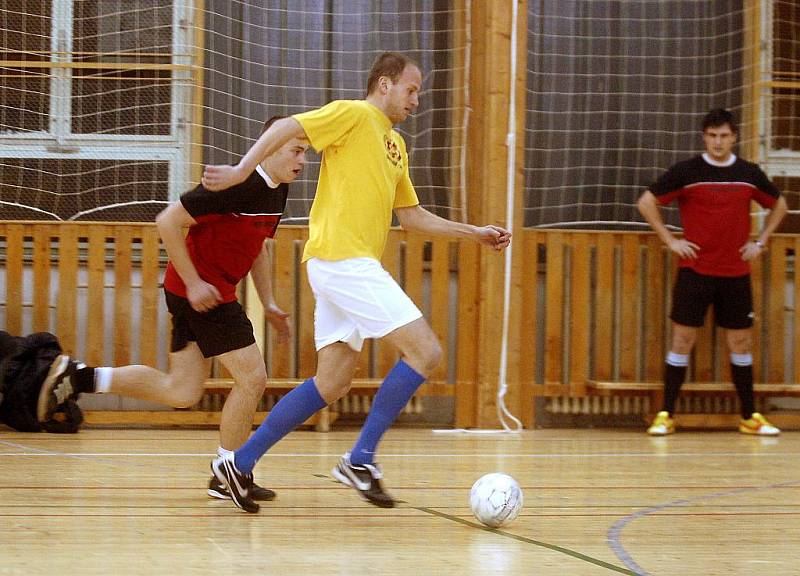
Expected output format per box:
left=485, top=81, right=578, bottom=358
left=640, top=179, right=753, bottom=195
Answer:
left=31, top=226, right=50, bottom=333
left=56, top=225, right=79, bottom=356
left=85, top=226, right=106, bottom=367
left=297, top=236, right=317, bottom=376
left=2, top=223, right=798, bottom=424
left=767, top=237, right=788, bottom=383
left=619, top=235, right=640, bottom=381
left=139, top=227, right=162, bottom=367
left=0, top=223, right=169, bottom=370
left=751, top=251, right=764, bottom=376
left=594, top=234, right=615, bottom=382
left=429, top=239, right=451, bottom=384
left=644, top=235, right=667, bottom=382
left=270, top=231, right=298, bottom=377
left=794, top=236, right=800, bottom=383
left=517, top=229, right=799, bottom=397
left=5, top=224, right=23, bottom=335
left=543, top=232, right=564, bottom=386
left=569, top=234, right=591, bottom=391
left=113, top=227, right=133, bottom=366
left=515, top=231, right=539, bottom=414
left=454, top=240, right=481, bottom=426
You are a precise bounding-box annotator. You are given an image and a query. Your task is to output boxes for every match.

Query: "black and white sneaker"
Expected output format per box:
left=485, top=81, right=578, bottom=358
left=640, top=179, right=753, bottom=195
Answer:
left=331, top=452, right=395, bottom=508
left=36, top=355, right=80, bottom=422
left=211, top=454, right=259, bottom=513
left=207, top=476, right=276, bottom=501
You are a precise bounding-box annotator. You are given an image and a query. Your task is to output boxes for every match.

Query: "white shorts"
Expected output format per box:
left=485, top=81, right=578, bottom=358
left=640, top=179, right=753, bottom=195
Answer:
left=306, top=257, right=423, bottom=352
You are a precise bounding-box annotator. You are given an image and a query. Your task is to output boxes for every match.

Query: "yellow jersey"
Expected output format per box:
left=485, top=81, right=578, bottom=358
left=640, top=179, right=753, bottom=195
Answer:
left=294, top=100, right=419, bottom=262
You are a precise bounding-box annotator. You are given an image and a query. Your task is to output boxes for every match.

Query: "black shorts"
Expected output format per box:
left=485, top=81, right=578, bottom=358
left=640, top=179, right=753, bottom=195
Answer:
left=165, top=290, right=255, bottom=358
left=669, top=268, right=754, bottom=329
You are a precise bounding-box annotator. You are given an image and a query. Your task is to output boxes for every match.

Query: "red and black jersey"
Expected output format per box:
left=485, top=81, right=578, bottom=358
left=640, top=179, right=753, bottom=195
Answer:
left=163, top=165, right=288, bottom=303
left=650, top=155, right=780, bottom=277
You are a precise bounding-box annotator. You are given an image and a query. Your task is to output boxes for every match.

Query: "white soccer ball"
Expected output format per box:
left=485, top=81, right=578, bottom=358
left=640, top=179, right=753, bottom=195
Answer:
left=469, top=472, right=523, bottom=528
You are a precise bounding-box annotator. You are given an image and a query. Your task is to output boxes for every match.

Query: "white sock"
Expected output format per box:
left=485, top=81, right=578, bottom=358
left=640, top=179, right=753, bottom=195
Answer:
left=95, top=367, right=113, bottom=393
left=666, top=351, right=689, bottom=367
left=730, top=353, right=753, bottom=367
left=217, top=446, right=234, bottom=457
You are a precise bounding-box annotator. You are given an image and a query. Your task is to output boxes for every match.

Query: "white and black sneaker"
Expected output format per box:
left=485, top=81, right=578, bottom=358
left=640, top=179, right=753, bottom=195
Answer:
left=331, top=453, right=395, bottom=508
left=211, top=453, right=259, bottom=513
left=207, top=476, right=276, bottom=501
left=36, top=355, right=80, bottom=422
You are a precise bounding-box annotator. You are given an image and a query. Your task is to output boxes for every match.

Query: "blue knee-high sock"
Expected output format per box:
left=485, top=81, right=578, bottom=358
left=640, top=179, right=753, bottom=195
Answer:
left=350, top=359, right=426, bottom=466
left=234, top=378, right=327, bottom=473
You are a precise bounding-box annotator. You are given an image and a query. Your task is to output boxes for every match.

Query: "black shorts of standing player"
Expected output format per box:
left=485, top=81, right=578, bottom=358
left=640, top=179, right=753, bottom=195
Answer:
left=669, top=268, right=754, bottom=329
left=165, top=290, right=256, bottom=358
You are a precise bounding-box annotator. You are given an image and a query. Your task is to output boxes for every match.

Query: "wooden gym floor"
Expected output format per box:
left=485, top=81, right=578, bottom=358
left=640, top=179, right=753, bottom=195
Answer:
left=0, top=427, right=798, bottom=575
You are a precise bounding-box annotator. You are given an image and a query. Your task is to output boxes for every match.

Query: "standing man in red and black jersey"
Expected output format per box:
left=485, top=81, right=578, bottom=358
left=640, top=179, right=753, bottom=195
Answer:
left=36, top=116, right=309, bottom=502
left=638, top=108, right=787, bottom=436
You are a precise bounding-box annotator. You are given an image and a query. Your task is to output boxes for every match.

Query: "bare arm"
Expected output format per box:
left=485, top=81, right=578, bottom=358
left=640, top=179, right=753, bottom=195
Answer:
left=201, top=117, right=306, bottom=191
left=394, top=205, right=511, bottom=251
left=637, top=190, right=699, bottom=259
left=249, top=245, right=275, bottom=307
left=740, top=195, right=788, bottom=261
left=155, top=203, right=222, bottom=311
left=249, top=244, right=290, bottom=342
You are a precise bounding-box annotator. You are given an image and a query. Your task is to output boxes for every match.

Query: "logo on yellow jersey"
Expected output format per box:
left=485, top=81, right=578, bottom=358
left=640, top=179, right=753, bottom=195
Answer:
left=384, top=134, right=402, bottom=168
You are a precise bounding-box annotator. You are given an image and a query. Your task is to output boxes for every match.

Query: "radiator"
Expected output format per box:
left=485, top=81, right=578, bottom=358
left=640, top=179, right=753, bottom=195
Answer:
left=545, top=395, right=768, bottom=415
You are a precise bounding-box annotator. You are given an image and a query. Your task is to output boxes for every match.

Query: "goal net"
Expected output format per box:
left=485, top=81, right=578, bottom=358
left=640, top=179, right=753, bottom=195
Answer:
left=523, top=0, right=800, bottom=230
left=0, top=1, right=468, bottom=222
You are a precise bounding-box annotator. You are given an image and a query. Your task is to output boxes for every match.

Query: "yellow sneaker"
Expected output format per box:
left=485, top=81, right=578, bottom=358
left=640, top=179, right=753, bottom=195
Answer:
left=647, top=411, right=675, bottom=435
left=739, top=412, right=780, bottom=436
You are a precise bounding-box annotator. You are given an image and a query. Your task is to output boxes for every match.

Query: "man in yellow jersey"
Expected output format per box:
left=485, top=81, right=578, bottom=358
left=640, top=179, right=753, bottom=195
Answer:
left=203, top=52, right=511, bottom=513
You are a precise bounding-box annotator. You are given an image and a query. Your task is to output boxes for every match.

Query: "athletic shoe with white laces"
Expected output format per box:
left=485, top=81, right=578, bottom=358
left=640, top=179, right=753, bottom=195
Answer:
left=211, top=453, right=259, bottom=513
left=36, top=355, right=81, bottom=422
left=739, top=412, right=780, bottom=436
left=331, top=452, right=395, bottom=508
left=207, top=475, right=276, bottom=501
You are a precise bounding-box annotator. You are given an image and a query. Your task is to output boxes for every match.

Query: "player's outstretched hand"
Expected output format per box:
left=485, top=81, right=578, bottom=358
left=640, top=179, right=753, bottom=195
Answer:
left=187, top=280, right=223, bottom=313
left=202, top=164, right=247, bottom=191
left=266, top=303, right=291, bottom=343
left=739, top=240, right=764, bottom=261
left=476, top=225, right=512, bottom=251
left=667, top=237, right=700, bottom=260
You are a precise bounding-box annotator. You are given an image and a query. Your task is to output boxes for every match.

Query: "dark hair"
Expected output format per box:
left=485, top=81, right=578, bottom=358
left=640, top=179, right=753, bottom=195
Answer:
left=260, top=115, right=285, bottom=135
left=366, top=52, right=418, bottom=96
left=702, top=108, right=738, bottom=134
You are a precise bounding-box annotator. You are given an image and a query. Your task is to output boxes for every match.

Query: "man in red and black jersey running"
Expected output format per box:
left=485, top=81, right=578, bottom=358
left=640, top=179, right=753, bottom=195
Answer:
left=638, top=108, right=787, bottom=436
left=37, top=116, right=309, bottom=502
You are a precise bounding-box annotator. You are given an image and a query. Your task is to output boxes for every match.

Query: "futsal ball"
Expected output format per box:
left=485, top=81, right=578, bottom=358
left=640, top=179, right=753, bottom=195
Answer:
left=469, top=472, right=523, bottom=528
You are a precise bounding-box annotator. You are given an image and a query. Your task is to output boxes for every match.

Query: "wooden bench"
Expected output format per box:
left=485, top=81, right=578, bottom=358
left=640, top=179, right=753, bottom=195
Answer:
left=586, top=380, right=800, bottom=429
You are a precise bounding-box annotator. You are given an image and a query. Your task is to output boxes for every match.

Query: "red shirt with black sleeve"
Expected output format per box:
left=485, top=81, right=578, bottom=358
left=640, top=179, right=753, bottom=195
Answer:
left=649, top=154, right=780, bottom=277
left=163, top=165, right=288, bottom=303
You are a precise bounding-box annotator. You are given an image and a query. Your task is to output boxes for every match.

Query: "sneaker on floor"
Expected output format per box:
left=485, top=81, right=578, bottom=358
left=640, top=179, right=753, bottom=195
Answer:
left=647, top=411, right=675, bottom=436
left=207, top=475, right=276, bottom=501
left=331, top=452, right=395, bottom=508
left=36, top=355, right=79, bottom=422
left=210, top=454, right=259, bottom=513
left=739, top=412, right=780, bottom=436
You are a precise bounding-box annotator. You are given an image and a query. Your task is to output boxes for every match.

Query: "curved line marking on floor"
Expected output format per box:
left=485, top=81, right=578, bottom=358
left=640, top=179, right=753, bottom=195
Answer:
left=606, top=479, right=800, bottom=575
